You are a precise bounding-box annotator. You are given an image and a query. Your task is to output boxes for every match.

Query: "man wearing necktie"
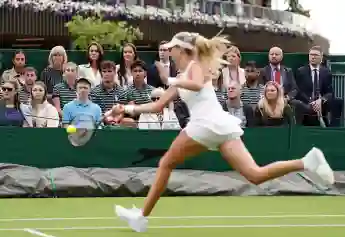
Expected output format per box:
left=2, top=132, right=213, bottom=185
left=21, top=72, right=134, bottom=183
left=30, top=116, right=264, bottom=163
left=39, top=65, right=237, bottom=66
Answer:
left=310, top=68, right=321, bottom=112
left=261, top=47, right=298, bottom=100
left=295, top=46, right=342, bottom=126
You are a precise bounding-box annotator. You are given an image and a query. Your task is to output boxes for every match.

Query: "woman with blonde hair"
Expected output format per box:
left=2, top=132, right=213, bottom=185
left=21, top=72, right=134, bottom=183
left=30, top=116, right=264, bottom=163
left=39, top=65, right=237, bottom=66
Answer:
left=222, top=46, right=246, bottom=87
left=110, top=32, right=334, bottom=232
left=21, top=81, right=59, bottom=127
left=255, top=81, right=294, bottom=126
left=40, top=46, right=68, bottom=100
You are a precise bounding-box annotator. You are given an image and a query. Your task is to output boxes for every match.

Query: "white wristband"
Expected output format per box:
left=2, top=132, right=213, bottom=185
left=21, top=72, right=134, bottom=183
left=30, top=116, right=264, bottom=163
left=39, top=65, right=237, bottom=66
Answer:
left=167, top=77, right=177, bottom=86
left=124, top=105, right=135, bottom=115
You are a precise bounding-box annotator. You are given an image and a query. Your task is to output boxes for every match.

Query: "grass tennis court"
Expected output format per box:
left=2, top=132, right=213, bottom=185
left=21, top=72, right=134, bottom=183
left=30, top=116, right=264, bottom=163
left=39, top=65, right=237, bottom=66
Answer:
left=0, top=197, right=344, bottom=237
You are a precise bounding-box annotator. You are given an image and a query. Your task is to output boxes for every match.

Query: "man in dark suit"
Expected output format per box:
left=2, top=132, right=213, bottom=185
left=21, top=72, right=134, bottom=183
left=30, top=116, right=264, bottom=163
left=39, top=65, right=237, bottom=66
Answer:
left=295, top=46, right=342, bottom=126
left=261, top=47, right=298, bottom=100
left=147, top=41, right=177, bottom=89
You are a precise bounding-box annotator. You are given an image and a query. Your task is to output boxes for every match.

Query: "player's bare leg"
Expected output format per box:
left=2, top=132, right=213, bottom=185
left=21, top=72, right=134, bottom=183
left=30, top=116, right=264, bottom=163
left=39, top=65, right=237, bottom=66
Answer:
left=115, top=131, right=207, bottom=232
left=219, top=138, right=334, bottom=185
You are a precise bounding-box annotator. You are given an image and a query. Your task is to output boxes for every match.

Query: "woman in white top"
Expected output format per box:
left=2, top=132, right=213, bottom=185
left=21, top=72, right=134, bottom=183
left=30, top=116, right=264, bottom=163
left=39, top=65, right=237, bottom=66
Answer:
left=222, top=46, right=246, bottom=88
left=116, top=43, right=138, bottom=89
left=109, top=32, right=334, bottom=232
left=22, top=81, right=59, bottom=127
left=78, top=42, right=103, bottom=88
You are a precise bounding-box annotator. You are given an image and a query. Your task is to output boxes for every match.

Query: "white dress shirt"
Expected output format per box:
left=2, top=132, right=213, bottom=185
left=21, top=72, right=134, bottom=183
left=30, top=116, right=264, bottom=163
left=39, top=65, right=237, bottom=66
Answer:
left=78, top=64, right=102, bottom=88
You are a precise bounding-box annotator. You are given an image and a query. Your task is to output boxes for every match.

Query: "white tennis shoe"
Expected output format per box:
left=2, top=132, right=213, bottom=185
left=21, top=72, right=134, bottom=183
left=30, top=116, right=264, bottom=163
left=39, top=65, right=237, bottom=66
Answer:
left=302, top=147, right=335, bottom=185
left=115, top=205, right=148, bottom=232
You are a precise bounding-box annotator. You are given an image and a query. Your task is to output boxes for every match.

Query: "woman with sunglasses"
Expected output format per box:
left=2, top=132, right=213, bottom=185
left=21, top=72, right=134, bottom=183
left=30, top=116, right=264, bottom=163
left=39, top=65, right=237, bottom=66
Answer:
left=0, top=79, right=24, bottom=127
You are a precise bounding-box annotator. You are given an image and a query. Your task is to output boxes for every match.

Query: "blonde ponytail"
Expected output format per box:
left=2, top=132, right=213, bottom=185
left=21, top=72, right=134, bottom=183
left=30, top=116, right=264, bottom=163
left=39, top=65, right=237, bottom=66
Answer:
left=194, top=35, right=230, bottom=74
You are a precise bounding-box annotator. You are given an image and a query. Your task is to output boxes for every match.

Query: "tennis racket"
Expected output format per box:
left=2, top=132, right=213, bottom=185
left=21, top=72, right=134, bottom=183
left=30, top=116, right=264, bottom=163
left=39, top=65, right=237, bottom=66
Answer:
left=67, top=114, right=104, bottom=147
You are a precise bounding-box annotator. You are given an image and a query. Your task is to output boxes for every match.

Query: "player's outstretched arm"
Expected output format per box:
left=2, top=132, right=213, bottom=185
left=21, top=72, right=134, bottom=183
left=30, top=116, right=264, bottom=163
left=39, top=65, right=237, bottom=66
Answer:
left=109, top=86, right=178, bottom=116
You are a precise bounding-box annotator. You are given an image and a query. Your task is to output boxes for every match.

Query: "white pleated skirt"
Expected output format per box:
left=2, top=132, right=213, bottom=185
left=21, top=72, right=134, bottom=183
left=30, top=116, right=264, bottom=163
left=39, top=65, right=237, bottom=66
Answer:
left=184, top=112, right=244, bottom=151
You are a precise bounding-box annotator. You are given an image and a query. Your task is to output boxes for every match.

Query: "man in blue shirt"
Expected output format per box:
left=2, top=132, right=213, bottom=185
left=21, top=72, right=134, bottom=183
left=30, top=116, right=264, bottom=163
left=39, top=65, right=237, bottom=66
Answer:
left=62, top=77, right=102, bottom=127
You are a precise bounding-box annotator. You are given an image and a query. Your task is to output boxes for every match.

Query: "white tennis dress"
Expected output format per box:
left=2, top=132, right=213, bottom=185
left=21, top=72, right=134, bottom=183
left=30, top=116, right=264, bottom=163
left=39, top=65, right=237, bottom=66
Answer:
left=179, top=60, right=243, bottom=150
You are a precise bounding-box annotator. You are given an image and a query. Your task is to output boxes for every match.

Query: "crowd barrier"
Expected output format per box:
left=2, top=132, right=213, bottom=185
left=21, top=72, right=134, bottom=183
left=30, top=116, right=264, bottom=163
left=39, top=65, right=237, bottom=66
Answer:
left=1, top=126, right=345, bottom=171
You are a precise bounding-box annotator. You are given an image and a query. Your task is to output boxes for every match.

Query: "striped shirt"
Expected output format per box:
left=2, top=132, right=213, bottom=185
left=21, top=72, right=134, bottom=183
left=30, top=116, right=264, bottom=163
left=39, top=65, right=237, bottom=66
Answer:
left=18, top=86, right=31, bottom=105
left=52, top=82, right=77, bottom=109
left=91, top=84, right=128, bottom=113
left=240, top=83, right=264, bottom=105
left=40, top=67, right=63, bottom=94
left=125, top=84, right=155, bottom=105
left=214, top=88, right=227, bottom=107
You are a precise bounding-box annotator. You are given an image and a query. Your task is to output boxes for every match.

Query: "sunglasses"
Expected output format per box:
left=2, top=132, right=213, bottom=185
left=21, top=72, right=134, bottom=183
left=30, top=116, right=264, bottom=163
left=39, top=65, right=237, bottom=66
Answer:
left=2, top=87, right=14, bottom=92
left=151, top=97, right=160, bottom=101
left=65, top=68, right=76, bottom=72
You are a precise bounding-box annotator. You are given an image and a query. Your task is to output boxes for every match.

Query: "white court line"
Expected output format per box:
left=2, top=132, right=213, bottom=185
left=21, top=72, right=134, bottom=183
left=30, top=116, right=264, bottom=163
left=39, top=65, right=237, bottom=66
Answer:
left=24, top=228, right=57, bottom=237
left=1, top=214, right=345, bottom=222
left=0, top=224, right=344, bottom=231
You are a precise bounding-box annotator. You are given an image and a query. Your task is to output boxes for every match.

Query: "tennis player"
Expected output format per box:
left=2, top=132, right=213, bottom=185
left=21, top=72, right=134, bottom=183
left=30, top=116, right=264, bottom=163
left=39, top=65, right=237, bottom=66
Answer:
left=107, top=32, right=334, bottom=232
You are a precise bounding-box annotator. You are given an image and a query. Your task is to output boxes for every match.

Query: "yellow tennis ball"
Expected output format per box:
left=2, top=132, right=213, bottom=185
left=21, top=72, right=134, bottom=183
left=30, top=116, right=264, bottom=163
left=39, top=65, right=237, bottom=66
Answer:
left=66, top=125, right=77, bottom=134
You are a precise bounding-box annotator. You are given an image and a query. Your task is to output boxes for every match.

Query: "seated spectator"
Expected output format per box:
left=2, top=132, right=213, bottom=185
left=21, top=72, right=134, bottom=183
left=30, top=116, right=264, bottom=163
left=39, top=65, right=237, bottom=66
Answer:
left=1, top=51, right=26, bottom=85
left=91, top=60, right=136, bottom=127
left=116, top=43, right=138, bottom=89
left=19, top=67, right=37, bottom=105
left=138, top=88, right=180, bottom=130
left=211, top=68, right=227, bottom=107
left=254, top=81, right=294, bottom=126
left=147, top=41, right=177, bottom=89
left=0, top=79, right=24, bottom=127
left=125, top=60, right=155, bottom=120
left=21, top=82, right=59, bottom=128
left=222, top=46, right=246, bottom=88
left=295, top=46, right=342, bottom=127
left=91, top=60, right=128, bottom=113
left=78, top=42, right=103, bottom=88
left=223, top=81, right=254, bottom=128
left=127, top=60, right=155, bottom=105
left=241, top=61, right=264, bottom=107
left=52, top=62, right=78, bottom=118
left=40, top=46, right=67, bottom=101
left=62, top=78, right=102, bottom=127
